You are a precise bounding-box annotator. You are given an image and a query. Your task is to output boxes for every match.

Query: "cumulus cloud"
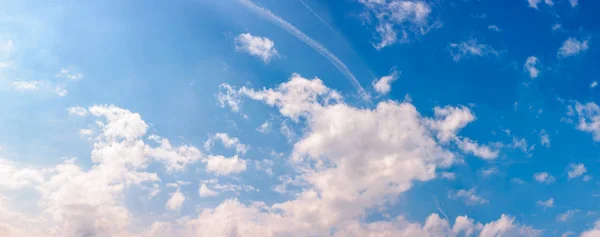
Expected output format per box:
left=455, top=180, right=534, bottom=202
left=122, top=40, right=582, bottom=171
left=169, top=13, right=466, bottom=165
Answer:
left=524, top=56, right=540, bottom=79
left=570, top=102, right=600, bottom=141
left=198, top=183, right=218, bottom=197
left=204, top=155, right=247, bottom=175
left=557, top=209, right=579, bottom=222
left=567, top=163, right=586, bottom=180
left=359, top=0, right=437, bottom=49
left=533, top=172, right=555, bottom=184
left=449, top=38, right=500, bottom=61
left=204, top=133, right=249, bottom=154
left=558, top=37, right=589, bottom=57
left=537, top=198, right=554, bottom=208
left=580, top=220, right=600, bottom=237
left=449, top=188, right=489, bottom=205
left=234, top=33, right=279, bottom=63
left=372, top=69, right=399, bottom=95
left=539, top=129, right=550, bottom=147
left=166, top=189, right=185, bottom=211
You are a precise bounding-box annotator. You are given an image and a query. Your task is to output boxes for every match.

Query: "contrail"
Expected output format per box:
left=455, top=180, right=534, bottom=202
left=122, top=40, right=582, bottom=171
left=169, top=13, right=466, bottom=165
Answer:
left=296, top=0, right=336, bottom=34
left=237, top=0, right=370, bottom=100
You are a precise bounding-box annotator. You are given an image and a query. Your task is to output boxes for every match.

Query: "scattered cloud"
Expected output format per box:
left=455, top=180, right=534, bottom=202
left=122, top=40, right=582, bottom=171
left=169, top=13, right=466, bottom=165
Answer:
left=570, top=102, right=600, bottom=141
left=449, top=188, right=489, bottom=205
left=56, top=67, right=84, bottom=81
left=591, top=81, right=598, bottom=88
left=256, top=120, right=272, bottom=134
left=440, top=171, right=456, bottom=180
left=488, top=25, right=501, bottom=32
left=199, top=183, right=219, bottom=197
left=567, top=163, right=586, bottom=180
left=528, top=0, right=553, bottom=9
left=537, top=198, right=554, bottom=208
left=481, top=167, right=500, bottom=177
left=67, top=106, right=88, bottom=116
left=449, top=38, right=500, bottom=61
left=539, top=130, right=550, bottom=147
left=359, top=0, right=438, bottom=49
left=166, top=189, right=185, bottom=211
left=372, top=69, right=400, bottom=95
left=533, top=172, right=555, bottom=184
left=234, top=33, right=279, bottom=63
left=557, top=209, right=579, bottom=222
left=524, top=56, right=540, bottom=79
left=204, top=155, right=247, bottom=175
left=12, top=81, right=41, bottom=91
left=558, top=37, right=589, bottom=58
left=204, top=133, right=249, bottom=154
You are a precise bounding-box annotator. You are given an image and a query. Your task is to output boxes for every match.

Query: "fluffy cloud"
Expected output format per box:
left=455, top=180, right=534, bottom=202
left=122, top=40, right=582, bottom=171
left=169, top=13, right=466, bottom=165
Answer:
left=567, top=163, right=586, bottom=180
left=166, top=189, right=185, bottom=211
left=203, top=73, right=511, bottom=235
left=204, top=133, right=249, bottom=154
left=372, top=69, right=400, bottom=95
left=537, top=198, right=554, bottom=208
left=199, top=183, right=219, bottom=197
left=557, top=209, right=579, bottom=222
left=479, top=214, right=542, bottom=237
left=359, top=0, right=436, bottom=49
left=234, top=33, right=279, bottom=63
left=558, top=37, right=589, bottom=57
left=570, top=102, right=600, bottom=141
left=449, top=38, right=500, bottom=61
left=533, top=172, right=555, bottom=184
left=449, top=188, right=489, bottom=205
left=204, top=155, right=247, bottom=175
left=524, top=56, right=540, bottom=79
left=580, top=220, right=600, bottom=237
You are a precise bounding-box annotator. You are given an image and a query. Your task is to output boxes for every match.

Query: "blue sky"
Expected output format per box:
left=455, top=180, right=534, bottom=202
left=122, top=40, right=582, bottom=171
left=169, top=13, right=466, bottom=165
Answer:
left=1, top=0, right=600, bottom=236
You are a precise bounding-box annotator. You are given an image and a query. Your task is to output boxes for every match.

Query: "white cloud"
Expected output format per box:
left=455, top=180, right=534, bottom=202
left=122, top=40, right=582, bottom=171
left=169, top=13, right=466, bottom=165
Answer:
left=584, top=175, right=592, bottom=182
left=449, top=38, right=499, bottom=61
left=256, top=120, right=272, bottom=133
left=528, top=0, right=553, bottom=9
left=56, top=67, right=84, bottom=81
left=479, top=214, right=542, bottom=237
left=591, top=81, right=598, bottom=88
left=562, top=231, right=575, bottom=237
left=166, top=189, right=185, bottom=211
left=449, top=188, right=489, bottom=205
left=0, top=159, right=44, bottom=189
left=540, top=129, right=550, bottom=147
left=456, top=137, right=499, bottom=159
left=557, top=209, right=579, bottom=222
left=67, top=106, right=88, bottom=116
left=570, top=102, right=600, bottom=141
left=145, top=135, right=203, bottom=171
left=570, top=0, right=578, bottom=7
left=558, top=37, right=589, bottom=57
left=79, top=129, right=93, bottom=136
left=581, top=220, right=600, bottom=237
left=426, top=106, right=475, bottom=143
left=533, top=172, right=555, bottom=184
left=488, top=25, right=501, bottom=32
left=12, top=81, right=41, bottom=91
left=359, top=0, right=436, bottom=49
left=552, top=24, right=562, bottom=31
left=481, top=167, right=499, bottom=177
left=372, top=69, right=399, bottom=95
left=204, top=155, right=247, bottom=175
left=440, top=171, right=456, bottom=180
left=537, top=198, right=554, bottom=208
left=568, top=163, right=586, bottom=180
left=217, top=84, right=243, bottom=112
left=198, top=183, right=218, bottom=197
left=524, top=56, right=540, bottom=79
left=204, top=133, right=249, bottom=154
left=234, top=33, right=279, bottom=63
left=54, top=87, right=68, bottom=96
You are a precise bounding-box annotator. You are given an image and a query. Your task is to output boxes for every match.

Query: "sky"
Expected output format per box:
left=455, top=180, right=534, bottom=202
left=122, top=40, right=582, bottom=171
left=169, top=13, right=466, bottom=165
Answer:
left=1, top=0, right=600, bottom=236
